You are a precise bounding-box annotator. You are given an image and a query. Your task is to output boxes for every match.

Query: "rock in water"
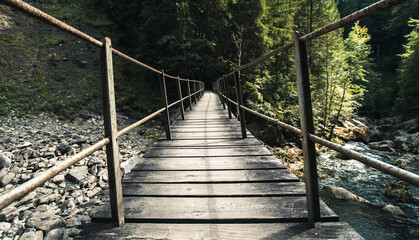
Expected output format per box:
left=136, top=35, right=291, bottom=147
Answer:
left=331, top=187, right=371, bottom=204
left=383, top=204, right=406, bottom=217
left=382, top=180, right=412, bottom=203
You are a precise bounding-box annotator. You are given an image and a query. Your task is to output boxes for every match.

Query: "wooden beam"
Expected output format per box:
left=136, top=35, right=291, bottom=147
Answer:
left=159, top=70, right=171, bottom=140
left=176, top=77, right=185, bottom=120
left=293, top=31, right=320, bottom=227
left=224, top=77, right=232, bottom=119
left=187, top=80, right=192, bottom=110
left=234, top=71, right=247, bottom=138
left=100, top=37, right=124, bottom=226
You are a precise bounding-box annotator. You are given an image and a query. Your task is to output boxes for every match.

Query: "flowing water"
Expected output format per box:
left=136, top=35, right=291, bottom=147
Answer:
left=317, top=142, right=419, bottom=239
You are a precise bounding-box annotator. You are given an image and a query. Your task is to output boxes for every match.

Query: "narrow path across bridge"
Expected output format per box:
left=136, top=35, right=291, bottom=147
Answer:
left=80, top=91, right=362, bottom=239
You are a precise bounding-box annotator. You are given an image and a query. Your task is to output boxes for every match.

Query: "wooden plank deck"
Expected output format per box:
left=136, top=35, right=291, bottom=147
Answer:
left=81, top=91, right=363, bottom=239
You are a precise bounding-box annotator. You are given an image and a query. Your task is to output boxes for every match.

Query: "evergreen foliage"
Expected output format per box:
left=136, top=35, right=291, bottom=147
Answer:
left=396, top=18, right=419, bottom=119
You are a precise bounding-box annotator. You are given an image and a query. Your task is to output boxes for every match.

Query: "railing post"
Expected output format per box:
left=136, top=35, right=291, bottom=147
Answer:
left=224, top=77, right=232, bottom=119
left=187, top=80, right=193, bottom=110
left=193, top=81, right=197, bottom=104
left=220, top=80, right=226, bottom=109
left=100, top=37, right=124, bottom=226
left=234, top=70, right=247, bottom=138
left=159, top=70, right=172, bottom=140
left=293, top=31, right=320, bottom=227
left=176, top=77, right=185, bottom=120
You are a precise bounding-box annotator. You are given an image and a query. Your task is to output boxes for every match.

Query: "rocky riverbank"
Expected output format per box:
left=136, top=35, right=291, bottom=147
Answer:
left=269, top=116, right=419, bottom=238
left=0, top=111, right=163, bottom=239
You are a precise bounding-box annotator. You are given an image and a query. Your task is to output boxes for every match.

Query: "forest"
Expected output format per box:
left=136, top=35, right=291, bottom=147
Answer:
left=63, top=0, right=418, bottom=140
left=0, top=0, right=418, bottom=137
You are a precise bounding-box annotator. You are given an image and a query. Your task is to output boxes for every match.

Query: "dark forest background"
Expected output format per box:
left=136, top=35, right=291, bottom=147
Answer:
left=1, top=0, right=418, bottom=140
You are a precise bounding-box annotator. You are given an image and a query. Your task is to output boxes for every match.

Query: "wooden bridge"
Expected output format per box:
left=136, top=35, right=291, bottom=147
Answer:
left=1, top=0, right=418, bottom=239
left=80, top=91, right=361, bottom=239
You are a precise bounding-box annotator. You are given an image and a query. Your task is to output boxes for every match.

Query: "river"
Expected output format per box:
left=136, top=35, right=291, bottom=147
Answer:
left=317, top=141, right=419, bottom=239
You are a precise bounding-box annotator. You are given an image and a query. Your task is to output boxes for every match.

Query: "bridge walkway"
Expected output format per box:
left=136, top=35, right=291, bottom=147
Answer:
left=79, top=91, right=362, bottom=239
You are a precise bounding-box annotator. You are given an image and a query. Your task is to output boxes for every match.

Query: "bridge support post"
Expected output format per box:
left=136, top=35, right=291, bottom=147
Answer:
left=176, top=77, right=185, bottom=120
left=187, top=80, right=193, bottom=110
left=220, top=80, right=226, bottom=110
left=193, top=81, right=198, bottom=103
left=100, top=37, right=125, bottom=226
left=159, top=70, right=172, bottom=140
left=224, top=77, right=232, bottom=119
left=293, top=31, right=320, bottom=227
left=234, top=71, right=247, bottom=138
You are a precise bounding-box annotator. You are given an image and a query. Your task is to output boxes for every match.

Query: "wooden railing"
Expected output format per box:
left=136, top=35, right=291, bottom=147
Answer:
left=0, top=0, right=204, bottom=226
left=213, top=0, right=418, bottom=227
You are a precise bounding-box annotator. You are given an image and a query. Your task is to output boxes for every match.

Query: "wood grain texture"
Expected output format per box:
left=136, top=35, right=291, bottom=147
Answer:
left=88, top=92, right=360, bottom=238
left=123, top=169, right=299, bottom=183
left=91, top=196, right=337, bottom=222
left=122, top=182, right=306, bottom=197
left=132, top=156, right=286, bottom=170
left=78, top=222, right=363, bottom=240
left=142, top=146, right=271, bottom=158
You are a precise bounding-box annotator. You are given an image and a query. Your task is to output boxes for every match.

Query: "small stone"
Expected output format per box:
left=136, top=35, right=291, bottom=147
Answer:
left=86, top=187, right=101, bottom=198
left=35, top=205, right=51, bottom=212
left=43, top=152, right=56, bottom=158
left=18, top=228, right=37, bottom=240
left=66, top=227, right=82, bottom=237
left=0, top=167, right=9, bottom=178
left=51, top=174, right=65, bottom=184
left=0, top=154, right=11, bottom=169
left=97, top=168, right=108, bottom=182
left=17, top=191, right=37, bottom=206
left=66, top=214, right=91, bottom=228
left=36, top=194, right=61, bottom=205
left=383, top=204, right=406, bottom=217
left=60, top=199, right=76, bottom=216
left=65, top=166, right=88, bottom=183
left=57, top=142, right=70, bottom=154
left=44, top=181, right=58, bottom=189
left=0, top=221, right=12, bottom=232
left=87, top=157, right=103, bottom=167
left=20, top=174, right=31, bottom=182
left=0, top=172, right=15, bottom=187
left=25, top=212, right=65, bottom=233
left=72, top=135, right=87, bottom=145
left=17, top=142, right=32, bottom=149
left=45, top=228, right=64, bottom=240
left=36, top=231, right=44, bottom=240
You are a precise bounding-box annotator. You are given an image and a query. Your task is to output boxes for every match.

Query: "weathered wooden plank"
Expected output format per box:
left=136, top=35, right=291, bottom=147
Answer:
left=142, top=146, right=271, bottom=158
left=132, top=156, right=285, bottom=171
left=91, top=197, right=338, bottom=222
left=78, top=222, right=363, bottom=240
left=122, top=182, right=306, bottom=197
left=152, top=138, right=263, bottom=147
left=123, top=169, right=299, bottom=183
left=170, top=127, right=243, bottom=132
left=162, top=131, right=254, bottom=139
left=170, top=126, right=243, bottom=132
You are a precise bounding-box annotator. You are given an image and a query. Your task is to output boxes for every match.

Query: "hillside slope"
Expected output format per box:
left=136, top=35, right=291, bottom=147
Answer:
left=0, top=1, right=116, bottom=119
